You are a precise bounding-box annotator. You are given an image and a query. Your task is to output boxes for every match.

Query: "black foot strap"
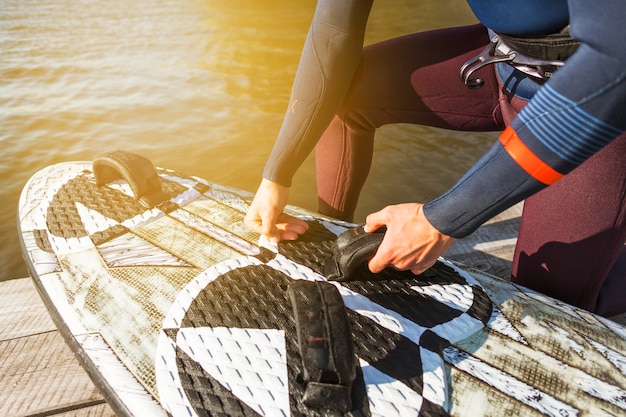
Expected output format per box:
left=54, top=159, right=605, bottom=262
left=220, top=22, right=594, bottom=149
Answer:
left=287, top=281, right=356, bottom=412
left=93, top=150, right=171, bottom=208
left=324, top=225, right=386, bottom=281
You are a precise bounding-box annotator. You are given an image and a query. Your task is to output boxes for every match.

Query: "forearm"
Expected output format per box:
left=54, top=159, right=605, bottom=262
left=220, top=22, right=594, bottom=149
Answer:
left=262, top=0, right=373, bottom=186
left=425, top=0, right=626, bottom=238
left=423, top=140, right=545, bottom=238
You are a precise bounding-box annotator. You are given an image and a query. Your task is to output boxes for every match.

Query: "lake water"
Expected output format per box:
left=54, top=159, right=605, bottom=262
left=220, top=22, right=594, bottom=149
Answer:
left=1, top=0, right=496, bottom=280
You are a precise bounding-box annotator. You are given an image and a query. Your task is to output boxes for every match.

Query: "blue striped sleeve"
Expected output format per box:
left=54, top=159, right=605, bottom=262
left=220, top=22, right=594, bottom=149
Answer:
left=514, top=85, right=623, bottom=166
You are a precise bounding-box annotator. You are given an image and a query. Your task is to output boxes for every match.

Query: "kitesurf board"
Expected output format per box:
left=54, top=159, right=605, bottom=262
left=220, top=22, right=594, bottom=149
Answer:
left=17, top=152, right=626, bottom=417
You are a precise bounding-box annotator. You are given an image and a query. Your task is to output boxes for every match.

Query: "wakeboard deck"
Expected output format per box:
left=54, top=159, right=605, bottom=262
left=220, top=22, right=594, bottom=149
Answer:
left=17, top=152, right=626, bottom=417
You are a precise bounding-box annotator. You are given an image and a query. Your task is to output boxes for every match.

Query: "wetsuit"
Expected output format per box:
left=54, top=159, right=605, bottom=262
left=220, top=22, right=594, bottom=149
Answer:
left=261, top=0, right=626, bottom=315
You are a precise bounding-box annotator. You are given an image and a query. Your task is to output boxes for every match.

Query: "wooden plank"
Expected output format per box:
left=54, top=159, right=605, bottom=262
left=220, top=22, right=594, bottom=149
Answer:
left=22, top=401, right=113, bottom=417
left=0, top=330, right=116, bottom=417
left=0, top=278, right=117, bottom=417
left=0, top=278, right=56, bottom=341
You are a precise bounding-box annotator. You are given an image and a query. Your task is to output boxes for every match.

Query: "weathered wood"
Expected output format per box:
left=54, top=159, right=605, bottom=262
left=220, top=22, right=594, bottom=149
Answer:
left=0, top=278, right=116, bottom=417
left=23, top=401, right=112, bottom=417
left=446, top=202, right=626, bottom=326
left=0, top=277, right=56, bottom=341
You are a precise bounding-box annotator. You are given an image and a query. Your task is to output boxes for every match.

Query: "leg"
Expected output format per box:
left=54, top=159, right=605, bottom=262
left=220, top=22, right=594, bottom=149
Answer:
left=512, top=132, right=626, bottom=316
left=316, top=24, right=504, bottom=220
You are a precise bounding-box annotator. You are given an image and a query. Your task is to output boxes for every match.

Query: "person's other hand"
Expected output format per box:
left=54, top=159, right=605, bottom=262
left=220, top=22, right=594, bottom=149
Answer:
left=244, top=178, right=309, bottom=242
left=365, top=203, right=455, bottom=274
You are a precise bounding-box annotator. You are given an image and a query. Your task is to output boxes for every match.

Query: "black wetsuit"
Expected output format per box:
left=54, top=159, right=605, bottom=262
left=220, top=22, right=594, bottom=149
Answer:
left=261, top=0, right=626, bottom=315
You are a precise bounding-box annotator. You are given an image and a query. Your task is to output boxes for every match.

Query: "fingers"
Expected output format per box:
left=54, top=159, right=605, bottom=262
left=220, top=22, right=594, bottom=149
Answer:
left=362, top=208, right=388, bottom=272
left=274, top=213, right=309, bottom=241
left=277, top=213, right=309, bottom=233
left=409, top=258, right=437, bottom=275
left=367, top=239, right=428, bottom=274
left=244, top=203, right=309, bottom=243
left=243, top=203, right=280, bottom=242
left=363, top=209, right=388, bottom=233
left=364, top=203, right=455, bottom=275
left=245, top=179, right=309, bottom=243
left=261, top=217, right=281, bottom=243
left=369, top=241, right=437, bottom=275
left=367, top=256, right=387, bottom=274
left=248, top=215, right=303, bottom=243
left=365, top=205, right=406, bottom=273
left=263, top=216, right=303, bottom=243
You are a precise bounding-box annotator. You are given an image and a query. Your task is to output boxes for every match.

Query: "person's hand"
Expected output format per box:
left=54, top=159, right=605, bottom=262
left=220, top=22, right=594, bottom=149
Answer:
left=244, top=178, right=309, bottom=242
left=364, top=203, right=455, bottom=274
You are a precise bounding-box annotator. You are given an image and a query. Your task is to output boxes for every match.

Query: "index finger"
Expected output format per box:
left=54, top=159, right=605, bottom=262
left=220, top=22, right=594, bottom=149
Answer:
left=364, top=209, right=388, bottom=233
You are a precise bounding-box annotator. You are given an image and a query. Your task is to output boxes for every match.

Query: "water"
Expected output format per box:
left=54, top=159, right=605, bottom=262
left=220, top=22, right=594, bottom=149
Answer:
left=1, top=0, right=494, bottom=281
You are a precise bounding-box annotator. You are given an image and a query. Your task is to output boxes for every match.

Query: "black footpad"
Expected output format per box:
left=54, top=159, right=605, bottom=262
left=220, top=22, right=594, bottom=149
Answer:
left=324, top=225, right=386, bottom=281
left=287, top=281, right=356, bottom=412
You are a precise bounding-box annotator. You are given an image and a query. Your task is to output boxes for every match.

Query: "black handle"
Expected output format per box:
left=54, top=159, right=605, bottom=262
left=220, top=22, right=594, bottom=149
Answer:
left=92, top=150, right=171, bottom=209
left=324, top=225, right=386, bottom=281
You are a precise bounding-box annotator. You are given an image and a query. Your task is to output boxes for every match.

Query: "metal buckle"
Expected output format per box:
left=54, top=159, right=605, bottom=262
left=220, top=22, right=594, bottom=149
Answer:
left=460, top=36, right=515, bottom=89
left=460, top=35, right=566, bottom=89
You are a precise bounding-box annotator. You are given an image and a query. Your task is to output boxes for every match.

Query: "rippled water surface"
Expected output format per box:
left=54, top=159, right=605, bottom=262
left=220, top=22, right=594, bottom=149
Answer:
left=1, top=0, right=495, bottom=280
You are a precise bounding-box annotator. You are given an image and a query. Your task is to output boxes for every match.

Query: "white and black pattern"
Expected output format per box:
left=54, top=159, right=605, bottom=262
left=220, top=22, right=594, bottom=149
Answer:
left=18, top=158, right=626, bottom=417
left=155, top=221, right=493, bottom=417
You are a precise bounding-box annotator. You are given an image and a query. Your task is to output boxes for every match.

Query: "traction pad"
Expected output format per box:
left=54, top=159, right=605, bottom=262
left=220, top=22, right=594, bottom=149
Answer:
left=287, top=281, right=356, bottom=412
left=29, top=153, right=494, bottom=416
left=20, top=154, right=626, bottom=417
left=160, top=221, right=493, bottom=416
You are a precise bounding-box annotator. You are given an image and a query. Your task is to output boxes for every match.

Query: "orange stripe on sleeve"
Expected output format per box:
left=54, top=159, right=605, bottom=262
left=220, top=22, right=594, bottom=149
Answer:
left=498, top=126, right=564, bottom=185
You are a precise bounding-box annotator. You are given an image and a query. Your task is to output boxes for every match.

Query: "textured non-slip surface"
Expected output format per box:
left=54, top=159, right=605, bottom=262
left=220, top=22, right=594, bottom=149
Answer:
left=156, top=235, right=491, bottom=416
left=18, top=160, right=626, bottom=417
left=0, top=278, right=115, bottom=417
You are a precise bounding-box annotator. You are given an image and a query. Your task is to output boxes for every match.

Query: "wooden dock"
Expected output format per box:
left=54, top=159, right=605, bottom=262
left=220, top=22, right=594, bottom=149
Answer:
left=2, top=202, right=624, bottom=416
left=0, top=277, right=116, bottom=416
